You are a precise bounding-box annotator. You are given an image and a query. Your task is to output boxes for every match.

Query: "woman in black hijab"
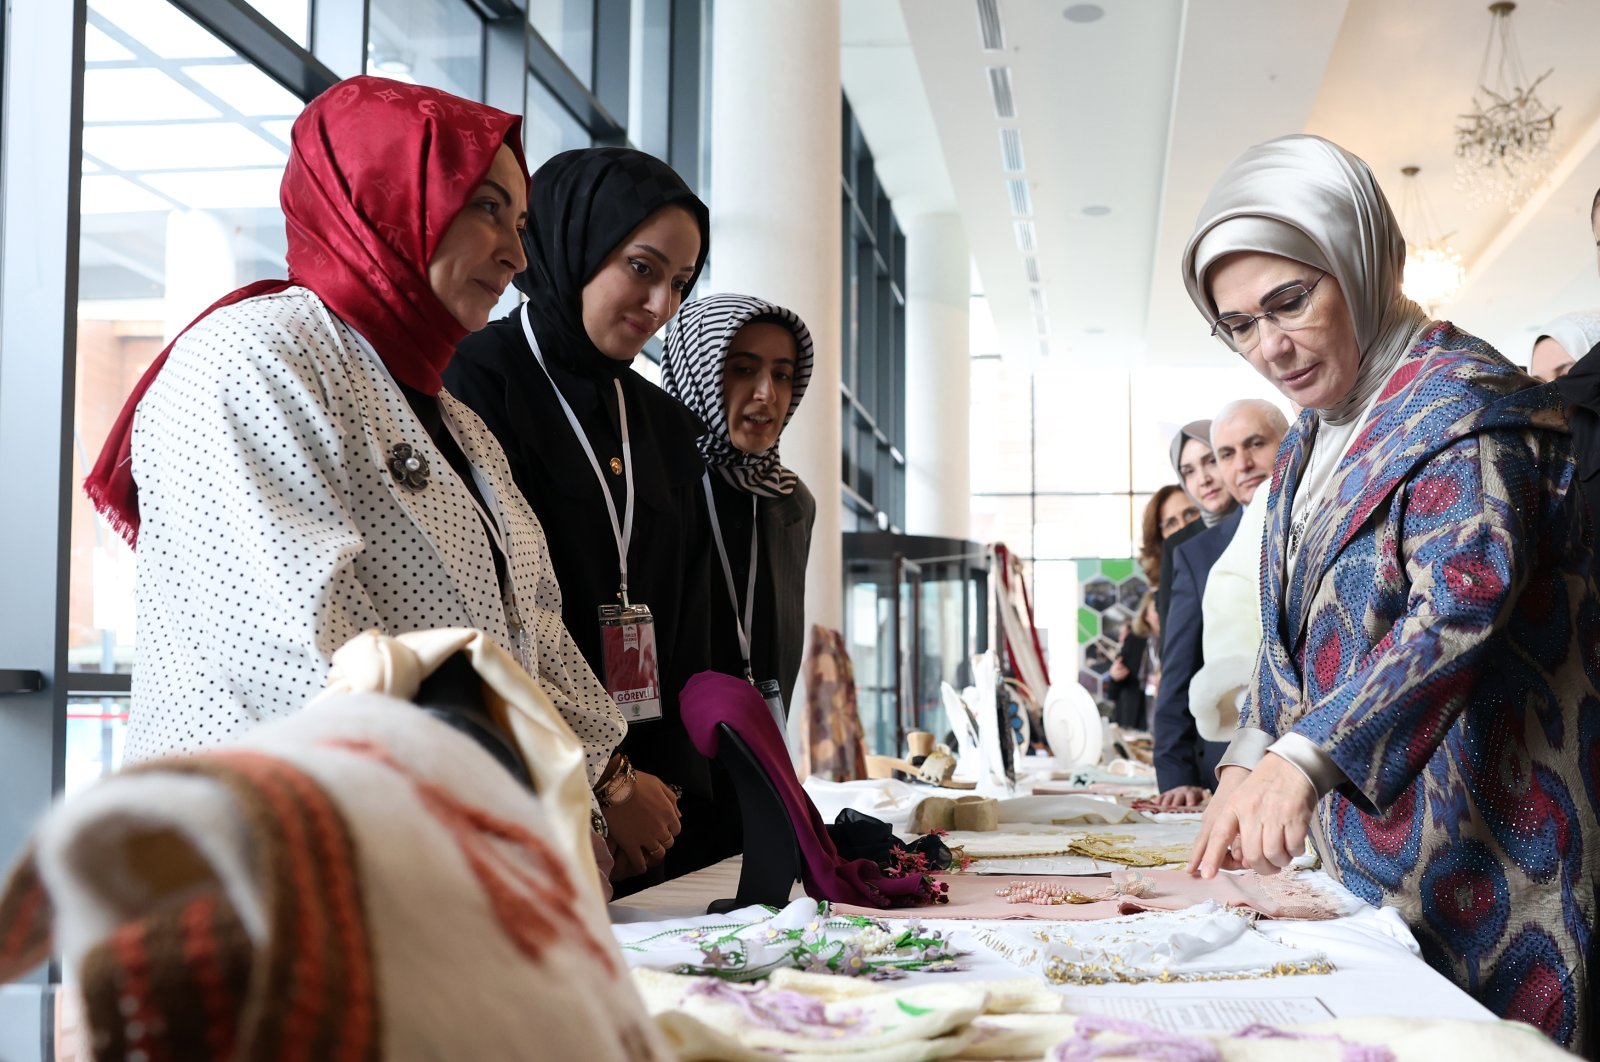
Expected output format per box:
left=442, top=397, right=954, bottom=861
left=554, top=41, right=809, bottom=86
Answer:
left=446, top=148, right=719, bottom=890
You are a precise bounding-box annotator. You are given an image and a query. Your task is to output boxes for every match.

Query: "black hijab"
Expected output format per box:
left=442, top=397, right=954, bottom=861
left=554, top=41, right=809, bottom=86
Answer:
left=515, top=147, right=711, bottom=382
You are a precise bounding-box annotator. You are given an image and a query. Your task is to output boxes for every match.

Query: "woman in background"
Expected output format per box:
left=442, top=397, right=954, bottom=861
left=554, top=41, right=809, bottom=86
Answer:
left=1106, top=591, right=1159, bottom=730
left=661, top=293, right=817, bottom=715
left=1138, top=483, right=1200, bottom=585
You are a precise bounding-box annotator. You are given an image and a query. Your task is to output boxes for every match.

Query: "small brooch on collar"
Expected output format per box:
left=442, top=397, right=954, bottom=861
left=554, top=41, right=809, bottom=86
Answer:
left=387, top=443, right=430, bottom=491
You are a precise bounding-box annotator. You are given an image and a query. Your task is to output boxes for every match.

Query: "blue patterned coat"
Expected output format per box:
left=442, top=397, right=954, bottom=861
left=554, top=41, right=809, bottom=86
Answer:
left=1249, top=324, right=1600, bottom=1049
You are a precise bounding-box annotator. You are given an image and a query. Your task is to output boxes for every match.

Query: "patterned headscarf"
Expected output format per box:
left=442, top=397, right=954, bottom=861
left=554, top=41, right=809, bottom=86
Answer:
left=660, top=293, right=815, bottom=497
left=516, top=147, right=710, bottom=381
left=86, top=75, right=528, bottom=544
left=1181, top=135, right=1428, bottom=426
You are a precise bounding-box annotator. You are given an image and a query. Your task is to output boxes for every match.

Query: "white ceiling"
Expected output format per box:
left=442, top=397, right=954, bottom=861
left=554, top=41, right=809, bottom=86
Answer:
left=842, top=0, right=1600, bottom=370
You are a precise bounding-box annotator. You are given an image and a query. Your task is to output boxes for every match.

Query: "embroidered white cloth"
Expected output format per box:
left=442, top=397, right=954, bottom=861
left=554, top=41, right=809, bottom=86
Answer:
left=944, top=822, right=1199, bottom=871
left=634, top=968, right=986, bottom=1061
left=967, top=903, right=1333, bottom=985
left=127, top=286, right=623, bottom=782
left=613, top=898, right=971, bottom=982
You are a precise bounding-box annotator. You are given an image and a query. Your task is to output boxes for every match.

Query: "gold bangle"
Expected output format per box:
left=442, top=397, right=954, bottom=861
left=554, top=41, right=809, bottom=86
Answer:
left=597, top=755, right=636, bottom=808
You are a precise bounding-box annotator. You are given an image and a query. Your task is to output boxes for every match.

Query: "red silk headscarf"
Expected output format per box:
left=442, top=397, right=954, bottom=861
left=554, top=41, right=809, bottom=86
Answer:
left=84, top=75, right=529, bottom=546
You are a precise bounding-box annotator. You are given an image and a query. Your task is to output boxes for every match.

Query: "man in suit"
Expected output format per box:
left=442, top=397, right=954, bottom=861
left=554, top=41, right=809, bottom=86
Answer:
left=1151, top=399, right=1289, bottom=806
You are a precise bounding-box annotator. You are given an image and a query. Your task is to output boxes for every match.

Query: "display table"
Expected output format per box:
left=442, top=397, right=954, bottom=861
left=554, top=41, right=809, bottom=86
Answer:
left=609, top=761, right=1496, bottom=1038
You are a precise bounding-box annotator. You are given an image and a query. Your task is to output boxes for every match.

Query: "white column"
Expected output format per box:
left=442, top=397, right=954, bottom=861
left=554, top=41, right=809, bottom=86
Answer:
left=707, top=0, right=843, bottom=634
left=903, top=212, right=970, bottom=539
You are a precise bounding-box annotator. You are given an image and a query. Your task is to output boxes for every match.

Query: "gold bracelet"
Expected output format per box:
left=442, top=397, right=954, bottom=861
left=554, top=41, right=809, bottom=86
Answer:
left=597, top=755, right=636, bottom=808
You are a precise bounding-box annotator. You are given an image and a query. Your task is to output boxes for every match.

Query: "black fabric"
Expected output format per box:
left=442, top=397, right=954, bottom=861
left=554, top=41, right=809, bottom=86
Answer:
left=827, top=808, right=954, bottom=872
left=705, top=473, right=816, bottom=713
left=1556, top=341, right=1600, bottom=552
left=1155, top=518, right=1205, bottom=651
left=1152, top=508, right=1241, bottom=792
left=1104, top=631, right=1149, bottom=729
left=446, top=315, right=714, bottom=801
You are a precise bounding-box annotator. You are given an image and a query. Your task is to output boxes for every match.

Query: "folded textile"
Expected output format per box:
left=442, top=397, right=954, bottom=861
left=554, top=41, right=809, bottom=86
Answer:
left=965, top=902, right=1334, bottom=986
left=991, top=795, right=1144, bottom=825
left=936, top=824, right=1195, bottom=868
left=0, top=638, right=666, bottom=1060
left=614, top=898, right=968, bottom=981
left=765, top=969, right=1063, bottom=1014
left=634, top=967, right=985, bottom=1061
left=833, top=869, right=1348, bottom=923
left=1042, top=1013, right=1574, bottom=1062
left=1029, top=782, right=1154, bottom=798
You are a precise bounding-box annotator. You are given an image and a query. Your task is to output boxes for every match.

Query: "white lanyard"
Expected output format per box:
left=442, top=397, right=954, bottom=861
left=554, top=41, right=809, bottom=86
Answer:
left=702, top=472, right=758, bottom=682
left=520, top=304, right=636, bottom=605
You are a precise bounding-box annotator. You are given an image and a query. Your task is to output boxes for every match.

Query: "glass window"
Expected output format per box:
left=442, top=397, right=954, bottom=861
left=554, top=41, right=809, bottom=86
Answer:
left=245, top=0, right=310, bottom=46
left=1129, top=365, right=1284, bottom=492
left=72, top=0, right=304, bottom=773
left=969, top=355, right=1032, bottom=494
left=628, top=0, right=671, bottom=158
left=1033, top=364, right=1129, bottom=493
left=1032, top=495, right=1138, bottom=560
left=525, top=72, right=589, bottom=168
left=969, top=494, right=1031, bottom=555
left=66, top=695, right=128, bottom=797
left=529, top=0, right=595, bottom=86
left=1027, top=559, right=1076, bottom=675
left=366, top=0, right=484, bottom=101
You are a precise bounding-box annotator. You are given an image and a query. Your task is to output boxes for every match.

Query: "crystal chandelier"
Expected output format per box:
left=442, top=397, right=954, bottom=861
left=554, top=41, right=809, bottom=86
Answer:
left=1398, top=166, right=1465, bottom=315
left=1454, top=2, right=1560, bottom=212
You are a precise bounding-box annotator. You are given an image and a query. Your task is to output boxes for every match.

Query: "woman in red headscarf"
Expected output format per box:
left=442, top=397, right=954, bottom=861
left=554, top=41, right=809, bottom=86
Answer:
left=83, top=77, right=634, bottom=810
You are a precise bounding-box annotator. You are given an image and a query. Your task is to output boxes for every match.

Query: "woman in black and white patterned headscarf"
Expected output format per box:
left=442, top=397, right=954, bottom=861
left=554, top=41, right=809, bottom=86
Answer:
left=662, top=293, right=817, bottom=714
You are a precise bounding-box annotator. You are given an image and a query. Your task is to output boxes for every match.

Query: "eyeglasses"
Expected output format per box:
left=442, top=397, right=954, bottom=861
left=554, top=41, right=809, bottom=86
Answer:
left=1209, top=273, right=1326, bottom=354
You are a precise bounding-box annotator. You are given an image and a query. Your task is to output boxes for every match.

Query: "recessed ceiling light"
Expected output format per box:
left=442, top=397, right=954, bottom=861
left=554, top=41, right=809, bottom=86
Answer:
left=1085, top=327, right=1105, bottom=335
left=1082, top=205, right=1111, bottom=216
left=1063, top=4, right=1104, bottom=23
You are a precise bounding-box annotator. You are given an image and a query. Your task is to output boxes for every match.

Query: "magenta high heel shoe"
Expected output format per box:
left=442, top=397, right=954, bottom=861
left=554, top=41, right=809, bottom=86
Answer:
left=679, top=671, right=929, bottom=911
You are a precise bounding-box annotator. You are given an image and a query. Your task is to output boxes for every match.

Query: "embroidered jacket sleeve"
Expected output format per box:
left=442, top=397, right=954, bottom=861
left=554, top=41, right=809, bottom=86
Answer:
left=1281, top=431, right=1540, bottom=813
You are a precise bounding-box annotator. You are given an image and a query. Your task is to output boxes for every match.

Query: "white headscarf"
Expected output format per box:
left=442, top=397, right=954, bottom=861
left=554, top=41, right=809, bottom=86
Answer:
left=1535, top=310, right=1600, bottom=365
left=660, top=293, right=815, bottom=497
left=1181, top=135, right=1429, bottom=426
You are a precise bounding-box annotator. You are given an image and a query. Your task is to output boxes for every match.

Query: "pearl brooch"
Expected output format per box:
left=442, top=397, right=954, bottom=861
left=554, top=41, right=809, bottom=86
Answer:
left=387, top=443, right=430, bottom=491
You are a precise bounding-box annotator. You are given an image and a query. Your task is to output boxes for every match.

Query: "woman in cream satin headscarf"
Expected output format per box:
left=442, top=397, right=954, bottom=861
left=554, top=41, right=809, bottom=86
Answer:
left=1168, top=420, right=1235, bottom=528
left=1181, top=134, right=1600, bottom=1053
left=1531, top=309, right=1600, bottom=382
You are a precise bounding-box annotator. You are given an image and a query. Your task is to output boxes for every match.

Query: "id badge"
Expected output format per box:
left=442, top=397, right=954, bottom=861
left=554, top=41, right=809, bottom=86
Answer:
left=599, top=603, right=662, bottom=722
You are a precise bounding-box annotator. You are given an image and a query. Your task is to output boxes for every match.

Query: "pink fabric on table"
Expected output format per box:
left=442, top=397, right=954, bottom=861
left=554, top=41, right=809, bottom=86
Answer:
left=830, top=868, right=1342, bottom=921
left=679, top=671, right=928, bottom=909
